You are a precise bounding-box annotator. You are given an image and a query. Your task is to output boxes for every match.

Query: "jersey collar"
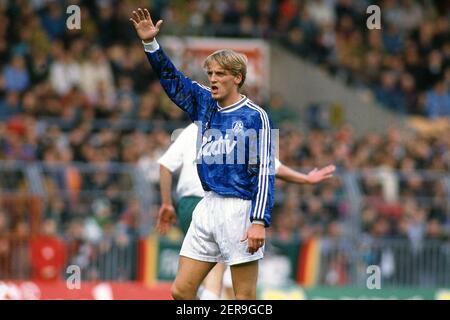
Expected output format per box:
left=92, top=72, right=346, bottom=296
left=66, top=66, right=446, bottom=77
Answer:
left=217, top=95, right=247, bottom=113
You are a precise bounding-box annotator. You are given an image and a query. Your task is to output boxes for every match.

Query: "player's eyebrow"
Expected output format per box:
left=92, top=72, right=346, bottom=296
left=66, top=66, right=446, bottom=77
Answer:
left=207, top=69, right=227, bottom=74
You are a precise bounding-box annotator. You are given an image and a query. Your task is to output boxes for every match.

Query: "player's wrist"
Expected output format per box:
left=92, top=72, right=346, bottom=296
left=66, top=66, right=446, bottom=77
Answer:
left=161, top=202, right=174, bottom=208
left=142, top=37, right=155, bottom=44
left=252, top=220, right=265, bottom=227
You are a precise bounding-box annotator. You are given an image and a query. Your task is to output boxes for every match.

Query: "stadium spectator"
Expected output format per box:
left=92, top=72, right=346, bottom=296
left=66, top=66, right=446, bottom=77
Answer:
left=424, top=80, right=450, bottom=118
left=0, top=91, right=22, bottom=120
left=30, top=218, right=66, bottom=281
left=3, top=55, right=30, bottom=92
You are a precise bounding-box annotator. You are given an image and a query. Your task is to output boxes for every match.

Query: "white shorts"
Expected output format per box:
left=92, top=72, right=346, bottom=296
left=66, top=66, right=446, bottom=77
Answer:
left=180, top=191, right=264, bottom=266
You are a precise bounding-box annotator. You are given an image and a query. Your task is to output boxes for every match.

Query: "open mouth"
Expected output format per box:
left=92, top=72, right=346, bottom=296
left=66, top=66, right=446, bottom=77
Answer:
left=211, top=85, right=218, bottom=93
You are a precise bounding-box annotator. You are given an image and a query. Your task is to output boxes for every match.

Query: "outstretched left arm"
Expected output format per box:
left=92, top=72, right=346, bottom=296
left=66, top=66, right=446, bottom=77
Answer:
left=275, top=164, right=336, bottom=185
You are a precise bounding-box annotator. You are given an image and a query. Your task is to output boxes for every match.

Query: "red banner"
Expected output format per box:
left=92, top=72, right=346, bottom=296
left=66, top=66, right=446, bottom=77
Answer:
left=0, top=281, right=172, bottom=300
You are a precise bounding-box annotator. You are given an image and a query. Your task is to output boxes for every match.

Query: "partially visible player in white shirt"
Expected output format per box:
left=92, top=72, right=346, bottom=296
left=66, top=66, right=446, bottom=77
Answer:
left=157, top=122, right=335, bottom=299
left=157, top=124, right=205, bottom=237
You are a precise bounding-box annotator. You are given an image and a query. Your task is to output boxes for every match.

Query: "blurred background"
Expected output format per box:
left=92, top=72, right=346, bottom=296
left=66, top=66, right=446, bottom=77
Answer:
left=0, top=0, right=449, bottom=299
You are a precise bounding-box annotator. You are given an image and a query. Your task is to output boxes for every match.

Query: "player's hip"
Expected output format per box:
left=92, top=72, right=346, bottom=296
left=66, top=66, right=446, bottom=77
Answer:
left=193, top=191, right=252, bottom=225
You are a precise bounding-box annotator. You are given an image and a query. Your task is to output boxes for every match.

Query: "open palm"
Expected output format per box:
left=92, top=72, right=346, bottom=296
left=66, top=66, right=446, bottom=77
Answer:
left=130, top=8, right=163, bottom=43
left=307, top=165, right=336, bottom=184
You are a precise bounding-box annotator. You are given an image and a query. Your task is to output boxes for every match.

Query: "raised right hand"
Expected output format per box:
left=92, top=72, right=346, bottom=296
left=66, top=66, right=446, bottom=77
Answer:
left=130, top=8, right=163, bottom=43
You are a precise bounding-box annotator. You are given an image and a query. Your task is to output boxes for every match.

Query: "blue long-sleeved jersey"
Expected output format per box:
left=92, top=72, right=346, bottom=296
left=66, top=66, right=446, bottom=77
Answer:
left=144, top=40, right=275, bottom=227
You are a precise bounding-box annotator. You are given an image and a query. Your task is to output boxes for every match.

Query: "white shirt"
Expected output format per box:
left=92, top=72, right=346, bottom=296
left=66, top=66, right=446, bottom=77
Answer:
left=80, top=59, right=115, bottom=104
left=50, top=59, right=81, bottom=95
left=158, top=123, right=205, bottom=198
left=158, top=123, right=282, bottom=199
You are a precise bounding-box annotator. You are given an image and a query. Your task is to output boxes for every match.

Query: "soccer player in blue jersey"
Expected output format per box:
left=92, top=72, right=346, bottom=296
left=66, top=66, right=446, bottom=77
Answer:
left=130, top=8, right=275, bottom=300
left=157, top=123, right=335, bottom=300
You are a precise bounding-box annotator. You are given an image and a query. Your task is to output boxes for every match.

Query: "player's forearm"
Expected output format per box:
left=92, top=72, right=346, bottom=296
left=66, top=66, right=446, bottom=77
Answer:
left=251, top=173, right=275, bottom=228
left=142, top=39, right=168, bottom=77
left=250, top=117, right=276, bottom=227
left=159, top=165, right=173, bottom=205
left=143, top=40, right=199, bottom=119
left=276, top=164, right=311, bottom=184
left=143, top=40, right=183, bottom=90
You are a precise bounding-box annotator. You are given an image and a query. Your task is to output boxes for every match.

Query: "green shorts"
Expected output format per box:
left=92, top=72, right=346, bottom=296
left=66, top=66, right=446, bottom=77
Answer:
left=176, top=196, right=203, bottom=235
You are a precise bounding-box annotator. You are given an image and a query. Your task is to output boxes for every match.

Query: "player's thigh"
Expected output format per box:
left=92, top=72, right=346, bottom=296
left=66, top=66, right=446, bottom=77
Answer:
left=173, top=256, right=216, bottom=295
left=230, top=260, right=259, bottom=300
left=222, top=267, right=235, bottom=300
left=203, top=262, right=226, bottom=294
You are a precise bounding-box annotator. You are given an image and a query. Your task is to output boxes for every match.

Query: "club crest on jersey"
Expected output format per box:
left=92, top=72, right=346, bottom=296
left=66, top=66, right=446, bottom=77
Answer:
left=232, top=120, right=244, bottom=134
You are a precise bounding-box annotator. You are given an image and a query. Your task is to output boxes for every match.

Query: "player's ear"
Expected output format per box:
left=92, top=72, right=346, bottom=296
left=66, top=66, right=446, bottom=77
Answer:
left=234, top=74, right=243, bottom=86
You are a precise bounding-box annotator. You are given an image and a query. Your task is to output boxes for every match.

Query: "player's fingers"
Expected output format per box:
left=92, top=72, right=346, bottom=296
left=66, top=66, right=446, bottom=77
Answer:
left=155, top=19, right=163, bottom=30
left=156, top=218, right=162, bottom=231
left=252, top=242, right=261, bottom=253
left=129, top=18, right=138, bottom=28
left=325, top=166, right=335, bottom=173
left=156, top=222, right=162, bottom=234
left=160, top=222, right=168, bottom=235
left=137, top=8, right=146, bottom=21
left=132, top=11, right=140, bottom=22
left=317, top=168, right=331, bottom=177
left=144, top=8, right=151, bottom=20
left=250, top=240, right=260, bottom=254
left=253, top=238, right=264, bottom=247
left=246, top=239, right=252, bottom=250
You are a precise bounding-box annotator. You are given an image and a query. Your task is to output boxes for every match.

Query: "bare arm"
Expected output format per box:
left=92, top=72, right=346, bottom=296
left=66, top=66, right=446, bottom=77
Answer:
left=276, top=164, right=336, bottom=185
left=156, top=165, right=176, bottom=234
left=160, top=165, right=173, bottom=206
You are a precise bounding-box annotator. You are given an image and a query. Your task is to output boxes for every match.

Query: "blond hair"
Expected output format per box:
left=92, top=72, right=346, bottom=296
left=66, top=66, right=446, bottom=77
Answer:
left=203, top=49, right=248, bottom=88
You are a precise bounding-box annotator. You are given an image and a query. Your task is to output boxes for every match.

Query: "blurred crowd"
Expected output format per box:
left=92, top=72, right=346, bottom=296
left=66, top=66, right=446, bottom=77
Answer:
left=152, top=0, right=450, bottom=116
left=0, top=0, right=449, bottom=282
left=271, top=124, right=450, bottom=241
